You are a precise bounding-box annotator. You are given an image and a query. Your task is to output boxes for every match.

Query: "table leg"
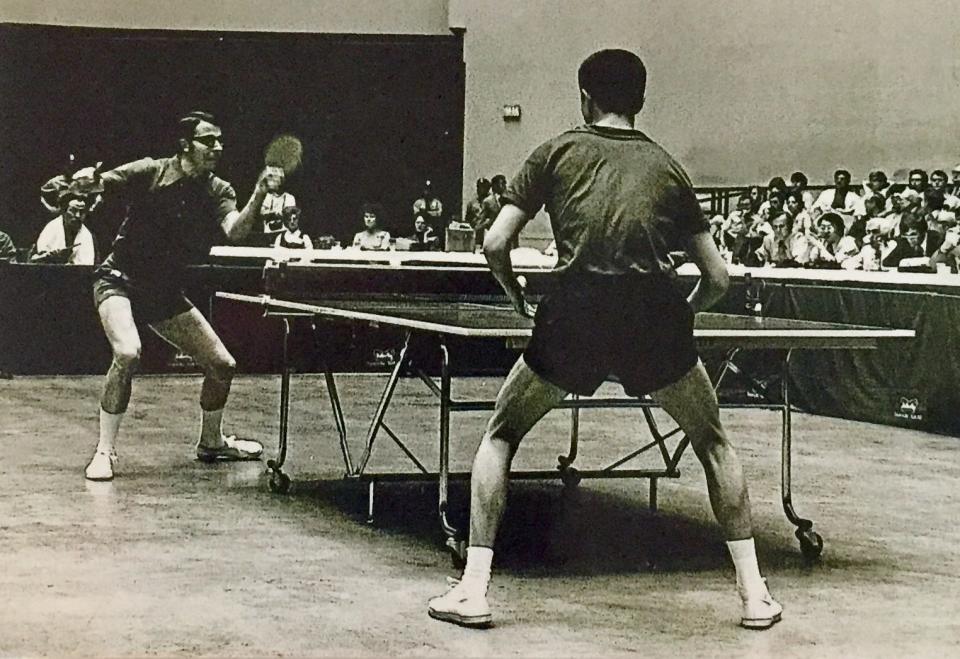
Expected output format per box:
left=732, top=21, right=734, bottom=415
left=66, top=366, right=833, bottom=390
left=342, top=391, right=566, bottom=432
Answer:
left=781, top=349, right=823, bottom=560
left=437, top=338, right=466, bottom=566
left=267, top=318, right=292, bottom=493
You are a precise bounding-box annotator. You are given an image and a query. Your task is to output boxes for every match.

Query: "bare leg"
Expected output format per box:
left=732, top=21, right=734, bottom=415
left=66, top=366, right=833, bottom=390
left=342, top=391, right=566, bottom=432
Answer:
left=86, top=295, right=142, bottom=479
left=469, top=356, right=568, bottom=547
left=150, top=307, right=236, bottom=446
left=650, top=359, right=752, bottom=539
left=98, top=296, right=142, bottom=415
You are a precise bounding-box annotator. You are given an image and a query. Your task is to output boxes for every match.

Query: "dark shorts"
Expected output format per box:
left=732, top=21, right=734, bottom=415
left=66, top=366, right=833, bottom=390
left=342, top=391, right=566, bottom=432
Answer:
left=524, top=273, right=699, bottom=397
left=92, top=268, right=194, bottom=325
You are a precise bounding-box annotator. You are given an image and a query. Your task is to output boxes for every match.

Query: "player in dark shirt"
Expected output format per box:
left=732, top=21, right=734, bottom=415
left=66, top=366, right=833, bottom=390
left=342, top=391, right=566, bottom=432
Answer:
left=75, top=111, right=280, bottom=481
left=428, top=50, right=782, bottom=630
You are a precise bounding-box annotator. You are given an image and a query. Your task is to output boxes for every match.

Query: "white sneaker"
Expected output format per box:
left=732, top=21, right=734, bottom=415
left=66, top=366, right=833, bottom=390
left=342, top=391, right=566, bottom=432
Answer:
left=85, top=450, right=117, bottom=481
left=196, top=434, right=263, bottom=462
left=427, top=577, right=493, bottom=628
left=740, top=582, right=783, bottom=630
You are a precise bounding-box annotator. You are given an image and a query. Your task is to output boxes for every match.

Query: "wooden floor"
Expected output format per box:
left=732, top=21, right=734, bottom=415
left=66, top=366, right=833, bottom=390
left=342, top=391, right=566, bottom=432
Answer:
left=1, top=374, right=958, bottom=658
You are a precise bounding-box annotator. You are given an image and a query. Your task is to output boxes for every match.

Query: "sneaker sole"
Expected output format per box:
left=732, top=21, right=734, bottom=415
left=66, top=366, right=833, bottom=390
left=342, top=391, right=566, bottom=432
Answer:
left=196, top=451, right=263, bottom=463
left=740, top=612, right=782, bottom=630
left=428, top=607, right=493, bottom=629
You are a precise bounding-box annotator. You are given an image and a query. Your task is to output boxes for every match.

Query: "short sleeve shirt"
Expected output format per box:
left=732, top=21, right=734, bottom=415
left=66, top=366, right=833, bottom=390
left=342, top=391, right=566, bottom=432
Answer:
left=503, top=125, right=708, bottom=277
left=98, top=156, right=237, bottom=286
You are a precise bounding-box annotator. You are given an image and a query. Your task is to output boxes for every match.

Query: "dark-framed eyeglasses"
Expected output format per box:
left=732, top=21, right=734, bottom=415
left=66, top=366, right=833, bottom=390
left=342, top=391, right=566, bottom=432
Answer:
left=193, top=134, right=224, bottom=148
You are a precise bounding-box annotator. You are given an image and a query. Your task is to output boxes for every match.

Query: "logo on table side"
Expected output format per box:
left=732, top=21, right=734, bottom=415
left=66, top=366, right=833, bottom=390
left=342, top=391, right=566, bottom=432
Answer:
left=894, top=396, right=923, bottom=421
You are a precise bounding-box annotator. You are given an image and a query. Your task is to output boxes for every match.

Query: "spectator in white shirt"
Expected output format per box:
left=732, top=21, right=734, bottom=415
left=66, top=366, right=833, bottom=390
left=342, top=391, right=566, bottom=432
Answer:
left=30, top=189, right=96, bottom=265
left=813, top=169, right=864, bottom=219
left=930, top=169, right=959, bottom=211
left=352, top=203, right=391, bottom=251
left=862, top=170, right=890, bottom=201
left=785, top=190, right=815, bottom=236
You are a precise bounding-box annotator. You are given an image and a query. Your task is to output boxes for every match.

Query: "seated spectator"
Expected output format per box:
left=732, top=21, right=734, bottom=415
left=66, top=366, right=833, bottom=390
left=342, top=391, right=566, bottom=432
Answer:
left=929, top=169, right=960, bottom=213
left=413, top=179, right=444, bottom=235
left=0, top=229, right=16, bottom=263
left=942, top=168, right=960, bottom=211
left=757, top=177, right=788, bottom=217
left=30, top=188, right=96, bottom=265
left=408, top=215, right=439, bottom=251
left=756, top=214, right=811, bottom=267
left=882, top=213, right=943, bottom=269
left=759, top=189, right=786, bottom=224
left=746, top=184, right=764, bottom=214
left=847, top=194, right=886, bottom=246
left=807, top=212, right=859, bottom=268
left=259, top=169, right=297, bottom=245
left=813, top=169, right=864, bottom=220
left=930, top=224, right=960, bottom=273
left=352, top=203, right=391, bottom=251
left=789, top=171, right=815, bottom=210
left=273, top=207, right=313, bottom=250
left=952, top=164, right=960, bottom=195
left=463, top=177, right=491, bottom=244
left=721, top=209, right=762, bottom=266
left=862, top=170, right=890, bottom=201
left=785, top=190, right=815, bottom=235
left=480, top=174, right=506, bottom=231
left=907, top=168, right=928, bottom=195
left=921, top=188, right=955, bottom=235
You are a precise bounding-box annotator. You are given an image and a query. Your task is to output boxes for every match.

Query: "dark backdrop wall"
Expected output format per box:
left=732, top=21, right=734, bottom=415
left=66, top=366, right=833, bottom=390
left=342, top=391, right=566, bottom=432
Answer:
left=0, top=23, right=465, bottom=250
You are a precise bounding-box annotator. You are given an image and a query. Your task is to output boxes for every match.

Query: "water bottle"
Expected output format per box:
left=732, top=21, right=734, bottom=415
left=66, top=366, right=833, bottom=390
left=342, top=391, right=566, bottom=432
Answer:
left=744, top=272, right=763, bottom=317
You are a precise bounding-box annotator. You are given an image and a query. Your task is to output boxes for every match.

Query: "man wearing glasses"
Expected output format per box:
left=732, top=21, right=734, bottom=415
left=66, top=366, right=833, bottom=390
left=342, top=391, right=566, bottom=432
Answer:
left=72, top=110, right=280, bottom=480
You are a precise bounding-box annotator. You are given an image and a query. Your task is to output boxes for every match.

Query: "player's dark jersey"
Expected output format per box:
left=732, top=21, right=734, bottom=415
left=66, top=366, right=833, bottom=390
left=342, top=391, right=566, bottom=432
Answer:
left=504, top=124, right=708, bottom=278
left=96, top=157, right=237, bottom=287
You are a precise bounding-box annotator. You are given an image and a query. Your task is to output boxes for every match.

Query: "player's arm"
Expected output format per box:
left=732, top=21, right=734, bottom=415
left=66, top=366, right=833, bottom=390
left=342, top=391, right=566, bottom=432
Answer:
left=683, top=230, right=730, bottom=313
left=220, top=166, right=281, bottom=242
left=483, top=203, right=534, bottom=317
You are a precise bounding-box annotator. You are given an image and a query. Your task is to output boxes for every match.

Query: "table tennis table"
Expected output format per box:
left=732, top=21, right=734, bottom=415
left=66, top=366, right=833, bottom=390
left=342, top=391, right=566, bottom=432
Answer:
left=217, top=290, right=914, bottom=563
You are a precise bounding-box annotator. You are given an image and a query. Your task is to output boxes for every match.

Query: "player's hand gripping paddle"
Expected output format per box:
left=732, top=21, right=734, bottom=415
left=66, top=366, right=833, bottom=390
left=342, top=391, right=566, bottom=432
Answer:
left=264, top=134, right=303, bottom=176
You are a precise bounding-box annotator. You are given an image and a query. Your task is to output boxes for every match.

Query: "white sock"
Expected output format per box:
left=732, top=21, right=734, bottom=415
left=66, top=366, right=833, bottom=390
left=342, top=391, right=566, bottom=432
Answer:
left=726, top=538, right=766, bottom=598
left=97, top=408, right=123, bottom=454
left=462, top=546, right=493, bottom=591
left=199, top=408, right=225, bottom=447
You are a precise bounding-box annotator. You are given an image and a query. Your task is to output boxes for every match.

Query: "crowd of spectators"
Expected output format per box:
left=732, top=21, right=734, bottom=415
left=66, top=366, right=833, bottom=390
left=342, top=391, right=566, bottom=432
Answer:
left=710, top=166, right=960, bottom=273
left=6, top=163, right=960, bottom=275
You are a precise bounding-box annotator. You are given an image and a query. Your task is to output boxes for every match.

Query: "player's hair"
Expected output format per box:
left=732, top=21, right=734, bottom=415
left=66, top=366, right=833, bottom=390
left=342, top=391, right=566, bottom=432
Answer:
left=767, top=190, right=785, bottom=204
left=834, top=169, right=851, bottom=181
left=785, top=190, right=804, bottom=206
left=177, top=110, right=216, bottom=151
left=789, top=171, right=808, bottom=187
left=491, top=174, right=507, bottom=191
left=900, top=211, right=927, bottom=236
left=577, top=49, right=646, bottom=116
left=930, top=169, right=948, bottom=181
left=909, top=169, right=928, bottom=185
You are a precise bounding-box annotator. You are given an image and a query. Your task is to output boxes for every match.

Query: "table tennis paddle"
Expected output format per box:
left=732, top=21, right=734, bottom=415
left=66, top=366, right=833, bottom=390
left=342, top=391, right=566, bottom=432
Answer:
left=264, top=134, right=303, bottom=176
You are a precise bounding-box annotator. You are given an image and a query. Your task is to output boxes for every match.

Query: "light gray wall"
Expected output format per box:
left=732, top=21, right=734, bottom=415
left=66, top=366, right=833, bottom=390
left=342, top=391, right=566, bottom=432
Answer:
left=3, top=0, right=958, bottom=243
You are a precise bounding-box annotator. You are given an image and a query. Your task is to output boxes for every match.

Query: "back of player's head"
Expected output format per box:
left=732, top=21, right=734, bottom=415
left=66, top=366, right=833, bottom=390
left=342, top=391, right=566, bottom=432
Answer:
left=578, top=49, right=646, bottom=116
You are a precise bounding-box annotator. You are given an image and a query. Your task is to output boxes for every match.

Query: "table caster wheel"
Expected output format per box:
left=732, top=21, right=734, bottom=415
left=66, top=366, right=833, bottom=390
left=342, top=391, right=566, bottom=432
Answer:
left=796, top=528, right=823, bottom=560
left=445, top=537, right=466, bottom=569
left=269, top=471, right=291, bottom=494
left=560, top=467, right=581, bottom=488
